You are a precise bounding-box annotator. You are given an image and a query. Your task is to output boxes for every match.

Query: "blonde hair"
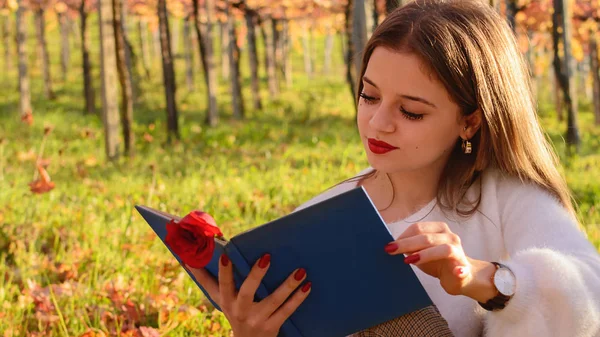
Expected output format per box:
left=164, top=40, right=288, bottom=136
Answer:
left=351, top=0, right=578, bottom=220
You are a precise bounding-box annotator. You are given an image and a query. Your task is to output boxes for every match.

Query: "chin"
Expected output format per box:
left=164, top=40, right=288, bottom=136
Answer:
left=366, top=154, right=405, bottom=173
left=365, top=151, right=427, bottom=174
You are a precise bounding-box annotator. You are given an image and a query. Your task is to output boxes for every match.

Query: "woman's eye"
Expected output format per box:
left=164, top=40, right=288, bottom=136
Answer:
left=359, top=92, right=378, bottom=105
left=400, top=106, right=424, bottom=121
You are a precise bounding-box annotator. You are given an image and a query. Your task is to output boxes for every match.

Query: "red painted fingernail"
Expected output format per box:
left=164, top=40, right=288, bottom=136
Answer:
left=294, top=268, right=306, bottom=281
left=384, top=243, right=398, bottom=253
left=258, top=254, right=271, bottom=268
left=404, top=254, right=420, bottom=264
left=301, top=281, right=312, bottom=293
left=220, top=254, right=230, bottom=267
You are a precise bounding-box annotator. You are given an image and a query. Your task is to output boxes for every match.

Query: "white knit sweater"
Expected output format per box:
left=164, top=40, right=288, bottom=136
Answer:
left=294, top=167, right=600, bottom=337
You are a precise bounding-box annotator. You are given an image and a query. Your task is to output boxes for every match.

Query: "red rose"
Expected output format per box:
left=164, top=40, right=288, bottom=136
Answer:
left=165, top=211, right=223, bottom=268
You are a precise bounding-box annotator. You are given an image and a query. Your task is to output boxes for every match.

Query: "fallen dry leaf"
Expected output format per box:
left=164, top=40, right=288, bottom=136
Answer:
left=29, top=164, right=55, bottom=194
left=21, top=111, right=33, bottom=125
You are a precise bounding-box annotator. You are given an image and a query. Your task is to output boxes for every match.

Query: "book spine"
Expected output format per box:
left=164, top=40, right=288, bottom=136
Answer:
left=225, top=242, right=304, bottom=337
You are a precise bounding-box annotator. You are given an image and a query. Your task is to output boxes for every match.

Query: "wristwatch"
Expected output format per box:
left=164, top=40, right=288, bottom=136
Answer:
left=478, top=262, right=516, bottom=311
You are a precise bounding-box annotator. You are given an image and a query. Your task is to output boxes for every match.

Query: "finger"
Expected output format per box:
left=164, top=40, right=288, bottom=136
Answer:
left=387, top=233, right=461, bottom=255
left=256, top=268, right=307, bottom=319
left=405, top=244, right=468, bottom=266
left=236, top=253, right=271, bottom=308
left=395, top=222, right=449, bottom=240
left=267, top=281, right=312, bottom=329
left=218, top=254, right=236, bottom=311
left=186, top=264, right=221, bottom=305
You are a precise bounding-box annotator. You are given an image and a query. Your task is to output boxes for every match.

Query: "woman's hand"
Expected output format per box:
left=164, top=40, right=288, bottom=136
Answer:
left=384, top=222, right=498, bottom=303
left=187, top=254, right=312, bottom=337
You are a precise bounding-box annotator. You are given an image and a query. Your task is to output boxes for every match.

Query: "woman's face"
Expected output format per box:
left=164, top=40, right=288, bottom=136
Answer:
left=357, top=47, right=466, bottom=174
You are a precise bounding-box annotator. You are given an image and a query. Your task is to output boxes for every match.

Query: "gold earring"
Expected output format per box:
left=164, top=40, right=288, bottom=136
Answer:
left=462, top=139, right=472, bottom=154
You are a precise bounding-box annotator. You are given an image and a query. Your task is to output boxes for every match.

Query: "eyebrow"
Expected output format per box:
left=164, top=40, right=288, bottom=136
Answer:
left=362, top=76, right=437, bottom=108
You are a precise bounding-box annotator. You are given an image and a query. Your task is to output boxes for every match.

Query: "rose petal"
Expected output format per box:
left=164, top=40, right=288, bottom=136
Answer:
left=180, top=211, right=222, bottom=237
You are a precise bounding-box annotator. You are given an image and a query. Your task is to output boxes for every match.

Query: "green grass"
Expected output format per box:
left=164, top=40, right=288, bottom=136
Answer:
left=0, top=12, right=599, bottom=337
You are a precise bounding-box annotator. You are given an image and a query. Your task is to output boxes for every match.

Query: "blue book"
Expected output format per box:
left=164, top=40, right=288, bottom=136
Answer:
left=136, top=186, right=432, bottom=337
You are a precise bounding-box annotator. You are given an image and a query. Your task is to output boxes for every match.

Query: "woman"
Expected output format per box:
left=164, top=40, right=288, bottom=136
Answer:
left=188, top=0, right=600, bottom=336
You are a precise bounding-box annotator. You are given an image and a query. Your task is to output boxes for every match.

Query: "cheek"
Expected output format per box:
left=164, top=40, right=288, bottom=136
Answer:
left=356, top=106, right=371, bottom=135
left=410, top=120, right=460, bottom=154
left=398, top=119, right=456, bottom=151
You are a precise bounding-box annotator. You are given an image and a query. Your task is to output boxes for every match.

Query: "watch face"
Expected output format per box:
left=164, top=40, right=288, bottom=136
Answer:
left=494, top=268, right=516, bottom=296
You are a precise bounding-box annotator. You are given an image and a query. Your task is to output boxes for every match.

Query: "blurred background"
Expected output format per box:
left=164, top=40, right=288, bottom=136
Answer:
left=0, top=0, right=599, bottom=336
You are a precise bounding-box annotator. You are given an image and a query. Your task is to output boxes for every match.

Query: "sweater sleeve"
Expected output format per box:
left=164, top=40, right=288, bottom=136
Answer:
left=483, top=179, right=600, bottom=337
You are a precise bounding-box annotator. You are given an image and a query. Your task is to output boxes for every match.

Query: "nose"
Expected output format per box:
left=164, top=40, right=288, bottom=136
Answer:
left=368, top=103, right=396, bottom=133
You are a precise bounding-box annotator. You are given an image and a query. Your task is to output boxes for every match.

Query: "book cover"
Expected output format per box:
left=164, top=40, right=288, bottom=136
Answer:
left=136, top=186, right=433, bottom=337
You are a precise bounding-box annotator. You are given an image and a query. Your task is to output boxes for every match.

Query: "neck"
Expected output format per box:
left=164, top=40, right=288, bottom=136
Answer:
left=367, top=163, right=444, bottom=218
left=387, top=166, right=441, bottom=208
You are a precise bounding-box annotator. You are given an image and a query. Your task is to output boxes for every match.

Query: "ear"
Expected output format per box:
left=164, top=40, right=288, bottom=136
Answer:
left=460, top=109, right=482, bottom=140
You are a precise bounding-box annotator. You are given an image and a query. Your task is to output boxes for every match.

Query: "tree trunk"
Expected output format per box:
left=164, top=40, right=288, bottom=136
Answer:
left=352, top=0, right=367, bottom=78
left=58, top=12, right=70, bottom=81
left=591, top=29, right=600, bottom=125
left=245, top=10, right=262, bottom=110
left=553, top=69, right=563, bottom=121
left=345, top=0, right=357, bottom=108
left=385, top=0, right=398, bottom=14
left=1, top=14, right=12, bottom=76
left=35, top=8, right=55, bottom=100
left=16, top=0, right=32, bottom=119
left=273, top=18, right=285, bottom=82
left=153, top=29, right=161, bottom=60
left=99, top=0, right=121, bottom=160
left=171, top=17, right=180, bottom=56
left=220, top=20, right=230, bottom=79
left=80, top=2, right=95, bottom=114
left=120, top=3, right=137, bottom=102
left=505, top=0, right=517, bottom=34
left=113, top=0, right=134, bottom=156
left=225, top=3, right=244, bottom=119
left=372, top=0, right=379, bottom=31
left=138, top=20, right=151, bottom=79
left=158, top=0, right=179, bottom=139
left=365, top=0, right=375, bottom=37
left=70, top=16, right=80, bottom=49
left=193, top=0, right=219, bottom=126
left=324, top=24, right=334, bottom=75
left=552, top=0, right=580, bottom=151
left=281, top=18, right=292, bottom=87
left=183, top=16, right=195, bottom=92
left=302, top=20, right=313, bottom=78
left=261, top=18, right=278, bottom=96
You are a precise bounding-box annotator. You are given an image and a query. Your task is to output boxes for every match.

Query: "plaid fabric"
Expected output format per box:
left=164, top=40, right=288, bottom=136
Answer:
left=350, top=305, right=454, bottom=337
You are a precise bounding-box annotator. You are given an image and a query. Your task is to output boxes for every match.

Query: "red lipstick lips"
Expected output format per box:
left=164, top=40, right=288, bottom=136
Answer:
left=367, top=138, right=398, bottom=154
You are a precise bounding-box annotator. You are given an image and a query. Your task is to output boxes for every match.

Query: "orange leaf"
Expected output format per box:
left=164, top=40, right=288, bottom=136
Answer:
left=210, top=322, right=221, bottom=332
left=21, top=111, right=33, bottom=125
left=29, top=165, right=55, bottom=194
